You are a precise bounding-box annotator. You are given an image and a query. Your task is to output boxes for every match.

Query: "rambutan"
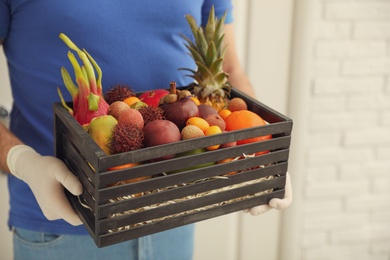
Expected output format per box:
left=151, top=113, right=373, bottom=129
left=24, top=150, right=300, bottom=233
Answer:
left=138, top=106, right=164, bottom=126
left=108, top=124, right=144, bottom=154
left=105, top=83, right=136, bottom=105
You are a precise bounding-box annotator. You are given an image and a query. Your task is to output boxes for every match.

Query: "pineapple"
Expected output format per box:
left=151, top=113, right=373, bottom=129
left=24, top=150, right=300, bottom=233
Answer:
left=180, top=6, right=231, bottom=111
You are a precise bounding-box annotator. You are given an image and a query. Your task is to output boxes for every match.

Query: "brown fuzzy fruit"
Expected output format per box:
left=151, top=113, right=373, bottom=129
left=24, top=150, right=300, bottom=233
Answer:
left=117, top=108, right=144, bottom=130
left=181, top=125, right=205, bottom=140
left=204, top=114, right=226, bottom=131
left=138, top=106, right=164, bottom=126
left=227, top=97, right=248, bottom=112
left=198, top=104, right=218, bottom=119
left=105, top=84, right=136, bottom=105
left=109, top=124, right=144, bottom=154
left=107, top=101, right=131, bottom=120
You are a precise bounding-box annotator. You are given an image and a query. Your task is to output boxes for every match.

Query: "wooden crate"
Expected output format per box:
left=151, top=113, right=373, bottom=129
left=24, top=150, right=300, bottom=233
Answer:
left=54, top=87, right=293, bottom=247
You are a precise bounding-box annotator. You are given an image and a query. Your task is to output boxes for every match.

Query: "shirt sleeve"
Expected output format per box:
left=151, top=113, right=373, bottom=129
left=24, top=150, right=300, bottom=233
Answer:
left=0, top=0, right=10, bottom=40
left=202, top=0, right=234, bottom=26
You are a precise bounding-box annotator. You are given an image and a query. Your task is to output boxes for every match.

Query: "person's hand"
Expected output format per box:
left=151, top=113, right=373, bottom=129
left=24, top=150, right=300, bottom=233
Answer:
left=7, top=145, right=83, bottom=225
left=243, top=172, right=292, bottom=216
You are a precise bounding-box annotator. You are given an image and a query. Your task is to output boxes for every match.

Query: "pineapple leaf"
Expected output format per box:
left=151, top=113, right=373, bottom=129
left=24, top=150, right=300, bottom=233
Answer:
left=214, top=11, right=227, bottom=44
left=214, top=72, right=229, bottom=86
left=209, top=58, right=224, bottom=75
left=187, top=44, right=205, bottom=64
left=185, top=15, right=200, bottom=42
left=195, top=61, right=213, bottom=80
left=201, top=83, right=218, bottom=98
left=181, top=34, right=197, bottom=50
left=205, top=6, right=216, bottom=43
left=215, top=34, right=226, bottom=57
left=205, top=41, right=217, bottom=68
left=196, top=29, right=208, bottom=58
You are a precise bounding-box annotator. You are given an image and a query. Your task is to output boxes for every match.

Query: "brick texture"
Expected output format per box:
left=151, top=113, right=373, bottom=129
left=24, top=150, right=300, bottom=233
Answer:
left=300, top=0, right=390, bottom=259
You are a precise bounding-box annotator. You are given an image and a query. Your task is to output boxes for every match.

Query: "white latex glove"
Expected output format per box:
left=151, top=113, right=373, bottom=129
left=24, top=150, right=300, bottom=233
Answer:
left=7, top=145, right=83, bottom=225
left=243, top=172, right=292, bottom=216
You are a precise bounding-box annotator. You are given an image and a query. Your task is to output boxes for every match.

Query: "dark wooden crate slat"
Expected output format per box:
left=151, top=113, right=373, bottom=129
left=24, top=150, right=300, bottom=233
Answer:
left=98, top=135, right=291, bottom=187
left=98, top=163, right=288, bottom=217
left=98, top=150, right=289, bottom=203
left=99, top=175, right=285, bottom=233
left=97, top=122, right=291, bottom=170
left=97, top=188, right=285, bottom=247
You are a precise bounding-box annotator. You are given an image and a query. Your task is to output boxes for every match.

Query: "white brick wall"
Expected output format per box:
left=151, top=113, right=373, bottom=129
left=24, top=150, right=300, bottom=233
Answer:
left=299, top=0, right=390, bottom=259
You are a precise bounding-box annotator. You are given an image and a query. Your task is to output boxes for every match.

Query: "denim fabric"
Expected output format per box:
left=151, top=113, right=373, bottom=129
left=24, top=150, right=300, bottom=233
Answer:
left=13, top=224, right=194, bottom=260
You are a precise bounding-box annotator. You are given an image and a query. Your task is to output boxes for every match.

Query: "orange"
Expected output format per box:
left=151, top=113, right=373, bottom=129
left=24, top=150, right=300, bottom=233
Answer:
left=205, top=125, right=222, bottom=151
left=218, top=109, right=231, bottom=121
left=123, top=96, right=141, bottom=107
left=225, top=110, right=272, bottom=146
left=190, top=96, right=200, bottom=105
left=186, top=116, right=210, bottom=133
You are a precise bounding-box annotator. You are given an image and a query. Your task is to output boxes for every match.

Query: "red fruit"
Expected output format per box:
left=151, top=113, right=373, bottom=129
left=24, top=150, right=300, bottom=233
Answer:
left=139, top=89, right=170, bottom=107
left=143, top=120, right=181, bottom=161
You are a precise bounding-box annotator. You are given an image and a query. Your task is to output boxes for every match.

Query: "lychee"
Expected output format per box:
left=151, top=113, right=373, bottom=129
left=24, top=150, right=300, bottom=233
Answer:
left=181, top=125, right=205, bottom=140
left=107, top=101, right=131, bottom=120
left=227, top=97, right=248, bottom=112
left=204, top=114, right=226, bottom=131
left=117, top=108, right=144, bottom=130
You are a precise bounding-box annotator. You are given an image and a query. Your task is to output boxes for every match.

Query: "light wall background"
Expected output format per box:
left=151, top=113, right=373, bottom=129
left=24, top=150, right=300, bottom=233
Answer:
left=1, top=0, right=390, bottom=259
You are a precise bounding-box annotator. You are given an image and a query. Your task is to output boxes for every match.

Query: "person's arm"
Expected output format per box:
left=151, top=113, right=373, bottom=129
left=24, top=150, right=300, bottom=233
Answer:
left=222, top=24, right=293, bottom=215
left=0, top=39, right=83, bottom=225
left=0, top=122, right=23, bottom=173
left=0, top=38, right=20, bottom=173
left=222, top=24, right=256, bottom=98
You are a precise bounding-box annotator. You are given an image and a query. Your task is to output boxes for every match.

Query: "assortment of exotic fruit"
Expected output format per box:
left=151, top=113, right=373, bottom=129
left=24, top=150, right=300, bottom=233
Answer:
left=57, top=6, right=271, bottom=181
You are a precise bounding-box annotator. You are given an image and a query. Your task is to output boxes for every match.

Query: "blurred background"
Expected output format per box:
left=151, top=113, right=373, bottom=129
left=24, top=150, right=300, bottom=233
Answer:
left=1, top=0, right=390, bottom=259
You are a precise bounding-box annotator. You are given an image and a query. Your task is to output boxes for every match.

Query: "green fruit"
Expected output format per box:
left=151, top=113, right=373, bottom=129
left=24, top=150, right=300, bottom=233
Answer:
left=168, top=148, right=215, bottom=174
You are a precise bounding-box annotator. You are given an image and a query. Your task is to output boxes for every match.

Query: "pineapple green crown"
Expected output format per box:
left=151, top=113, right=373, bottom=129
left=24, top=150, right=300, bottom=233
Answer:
left=180, top=6, right=231, bottom=110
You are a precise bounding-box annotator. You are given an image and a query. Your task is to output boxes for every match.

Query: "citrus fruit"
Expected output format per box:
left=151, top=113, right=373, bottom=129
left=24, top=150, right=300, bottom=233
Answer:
left=186, top=116, right=210, bottom=133
left=205, top=125, right=222, bottom=151
left=218, top=109, right=231, bottom=120
left=225, top=110, right=272, bottom=145
left=190, top=96, right=200, bottom=105
left=123, top=96, right=141, bottom=106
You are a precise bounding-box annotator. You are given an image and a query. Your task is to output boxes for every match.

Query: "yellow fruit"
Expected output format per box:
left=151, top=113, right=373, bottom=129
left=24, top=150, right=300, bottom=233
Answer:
left=218, top=109, right=231, bottom=121
left=205, top=125, right=222, bottom=151
left=190, top=96, right=200, bottom=105
left=123, top=96, right=141, bottom=107
left=186, top=116, right=210, bottom=133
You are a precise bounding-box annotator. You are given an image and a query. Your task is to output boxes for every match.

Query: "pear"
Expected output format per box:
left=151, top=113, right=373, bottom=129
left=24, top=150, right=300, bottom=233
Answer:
left=87, top=115, right=118, bottom=154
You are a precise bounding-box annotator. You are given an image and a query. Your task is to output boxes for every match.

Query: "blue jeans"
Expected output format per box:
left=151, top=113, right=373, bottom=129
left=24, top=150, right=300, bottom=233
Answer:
left=13, top=225, right=194, bottom=260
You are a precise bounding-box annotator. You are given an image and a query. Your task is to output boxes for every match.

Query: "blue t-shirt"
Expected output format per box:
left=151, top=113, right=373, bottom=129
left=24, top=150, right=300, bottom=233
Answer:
left=0, top=0, right=233, bottom=235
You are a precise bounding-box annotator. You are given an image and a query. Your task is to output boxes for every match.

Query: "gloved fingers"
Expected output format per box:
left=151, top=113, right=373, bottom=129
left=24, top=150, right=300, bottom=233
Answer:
left=244, top=204, right=272, bottom=216
left=269, top=172, right=292, bottom=210
left=38, top=184, right=83, bottom=226
left=52, top=159, right=83, bottom=196
left=243, top=172, right=293, bottom=215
